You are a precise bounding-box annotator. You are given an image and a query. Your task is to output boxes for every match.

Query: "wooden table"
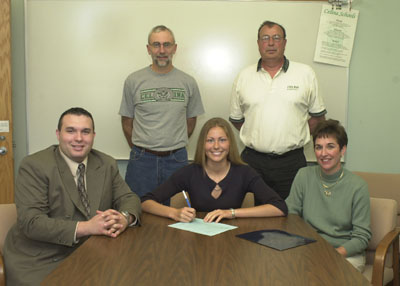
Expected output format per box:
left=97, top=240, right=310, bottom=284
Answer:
left=42, top=213, right=370, bottom=286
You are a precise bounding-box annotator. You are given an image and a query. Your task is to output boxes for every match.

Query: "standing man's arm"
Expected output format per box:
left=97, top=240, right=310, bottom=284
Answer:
left=229, top=74, right=245, bottom=132
left=308, top=115, right=325, bottom=134
left=231, top=121, right=244, bottom=131
left=187, top=117, right=197, bottom=138
left=121, top=116, right=134, bottom=148
left=307, top=66, right=326, bottom=134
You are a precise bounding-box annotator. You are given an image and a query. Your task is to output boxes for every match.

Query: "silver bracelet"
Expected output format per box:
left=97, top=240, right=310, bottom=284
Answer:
left=230, top=208, right=235, bottom=219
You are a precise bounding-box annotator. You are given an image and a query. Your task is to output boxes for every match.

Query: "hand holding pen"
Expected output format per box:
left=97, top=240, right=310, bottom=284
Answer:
left=182, top=190, right=191, bottom=208
left=176, top=191, right=196, bottom=223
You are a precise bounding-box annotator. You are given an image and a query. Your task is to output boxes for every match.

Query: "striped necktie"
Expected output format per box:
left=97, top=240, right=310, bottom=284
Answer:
left=77, top=163, right=90, bottom=217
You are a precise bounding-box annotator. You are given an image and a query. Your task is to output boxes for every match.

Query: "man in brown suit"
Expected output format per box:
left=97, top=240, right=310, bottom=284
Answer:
left=3, top=107, right=141, bottom=286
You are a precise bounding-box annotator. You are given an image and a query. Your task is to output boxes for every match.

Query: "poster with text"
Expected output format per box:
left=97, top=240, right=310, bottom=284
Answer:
left=314, top=5, right=359, bottom=67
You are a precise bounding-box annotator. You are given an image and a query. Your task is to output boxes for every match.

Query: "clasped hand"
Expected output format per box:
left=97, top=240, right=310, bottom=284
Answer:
left=87, top=209, right=128, bottom=238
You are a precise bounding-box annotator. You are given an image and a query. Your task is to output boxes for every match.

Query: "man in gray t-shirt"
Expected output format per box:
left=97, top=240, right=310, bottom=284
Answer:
left=119, top=25, right=204, bottom=202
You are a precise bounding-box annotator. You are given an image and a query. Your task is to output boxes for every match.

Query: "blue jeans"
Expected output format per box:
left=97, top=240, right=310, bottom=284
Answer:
left=125, top=146, right=188, bottom=205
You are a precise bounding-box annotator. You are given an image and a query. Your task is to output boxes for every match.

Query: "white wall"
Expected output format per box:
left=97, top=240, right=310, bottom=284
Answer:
left=24, top=0, right=348, bottom=161
left=11, top=0, right=400, bottom=174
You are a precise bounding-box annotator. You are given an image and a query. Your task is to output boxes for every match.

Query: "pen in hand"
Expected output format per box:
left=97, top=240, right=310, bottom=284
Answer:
left=182, top=190, right=191, bottom=208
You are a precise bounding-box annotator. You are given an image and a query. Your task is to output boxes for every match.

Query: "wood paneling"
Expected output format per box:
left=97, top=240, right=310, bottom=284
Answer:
left=0, top=0, right=14, bottom=203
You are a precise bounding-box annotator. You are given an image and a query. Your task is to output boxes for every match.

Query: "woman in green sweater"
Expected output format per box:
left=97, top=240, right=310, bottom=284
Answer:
left=285, top=119, right=371, bottom=272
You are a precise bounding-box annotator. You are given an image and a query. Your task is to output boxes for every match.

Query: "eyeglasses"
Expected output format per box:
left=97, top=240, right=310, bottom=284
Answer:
left=260, top=35, right=284, bottom=43
left=149, top=42, right=175, bottom=49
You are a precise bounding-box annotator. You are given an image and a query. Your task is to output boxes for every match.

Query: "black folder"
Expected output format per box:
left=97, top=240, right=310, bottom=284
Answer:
left=236, top=229, right=316, bottom=251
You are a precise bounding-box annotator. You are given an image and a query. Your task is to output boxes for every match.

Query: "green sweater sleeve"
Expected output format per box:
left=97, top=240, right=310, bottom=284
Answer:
left=285, top=170, right=305, bottom=216
left=340, top=181, right=371, bottom=256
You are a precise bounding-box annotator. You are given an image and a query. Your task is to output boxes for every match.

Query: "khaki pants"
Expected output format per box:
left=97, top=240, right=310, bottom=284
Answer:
left=346, top=253, right=366, bottom=272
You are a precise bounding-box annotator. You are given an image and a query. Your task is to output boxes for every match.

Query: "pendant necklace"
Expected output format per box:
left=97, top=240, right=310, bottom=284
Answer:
left=319, top=169, right=344, bottom=197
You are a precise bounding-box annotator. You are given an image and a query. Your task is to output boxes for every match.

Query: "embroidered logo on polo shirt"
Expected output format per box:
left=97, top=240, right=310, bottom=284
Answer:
left=287, top=85, right=299, bottom=90
left=140, top=87, right=186, bottom=102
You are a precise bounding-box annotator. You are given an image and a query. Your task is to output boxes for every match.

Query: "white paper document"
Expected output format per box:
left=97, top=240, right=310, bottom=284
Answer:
left=169, top=218, right=238, bottom=236
left=314, top=5, right=359, bottom=67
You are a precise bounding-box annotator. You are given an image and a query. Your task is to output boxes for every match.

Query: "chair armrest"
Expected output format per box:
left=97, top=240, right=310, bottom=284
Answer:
left=0, top=250, right=5, bottom=286
left=371, top=227, right=400, bottom=286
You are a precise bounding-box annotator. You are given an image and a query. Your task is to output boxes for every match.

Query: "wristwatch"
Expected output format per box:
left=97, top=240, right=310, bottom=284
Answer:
left=230, top=208, right=236, bottom=219
left=121, top=211, right=130, bottom=224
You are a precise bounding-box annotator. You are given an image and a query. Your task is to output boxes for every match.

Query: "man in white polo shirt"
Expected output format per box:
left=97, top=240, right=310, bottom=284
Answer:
left=229, top=20, right=326, bottom=200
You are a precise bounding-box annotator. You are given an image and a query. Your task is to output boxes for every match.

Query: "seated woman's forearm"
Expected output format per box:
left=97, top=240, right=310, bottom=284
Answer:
left=204, top=204, right=284, bottom=223
left=142, top=200, right=173, bottom=218
left=141, top=200, right=195, bottom=222
left=235, top=204, right=285, bottom=218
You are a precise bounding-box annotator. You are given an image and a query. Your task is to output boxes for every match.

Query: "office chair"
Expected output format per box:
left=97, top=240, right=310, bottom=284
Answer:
left=0, top=204, right=17, bottom=286
left=363, top=198, right=400, bottom=286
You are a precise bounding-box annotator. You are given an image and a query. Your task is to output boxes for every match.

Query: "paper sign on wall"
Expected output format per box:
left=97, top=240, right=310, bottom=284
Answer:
left=314, top=5, right=359, bottom=67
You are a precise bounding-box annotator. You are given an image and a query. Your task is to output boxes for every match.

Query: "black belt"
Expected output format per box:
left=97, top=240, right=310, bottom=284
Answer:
left=245, top=147, right=304, bottom=159
left=136, top=146, right=182, bottom=157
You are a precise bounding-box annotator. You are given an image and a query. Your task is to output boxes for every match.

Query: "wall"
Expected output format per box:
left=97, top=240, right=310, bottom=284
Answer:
left=24, top=1, right=347, bottom=161
left=11, top=0, right=400, bottom=175
left=345, top=0, right=400, bottom=173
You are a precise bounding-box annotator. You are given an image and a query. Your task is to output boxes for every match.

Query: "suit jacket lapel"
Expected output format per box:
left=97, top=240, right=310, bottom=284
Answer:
left=86, top=152, right=105, bottom=216
left=55, top=147, right=89, bottom=218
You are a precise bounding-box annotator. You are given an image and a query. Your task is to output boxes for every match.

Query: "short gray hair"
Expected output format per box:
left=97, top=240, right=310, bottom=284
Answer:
left=148, top=25, right=175, bottom=44
left=257, top=20, right=286, bottom=40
